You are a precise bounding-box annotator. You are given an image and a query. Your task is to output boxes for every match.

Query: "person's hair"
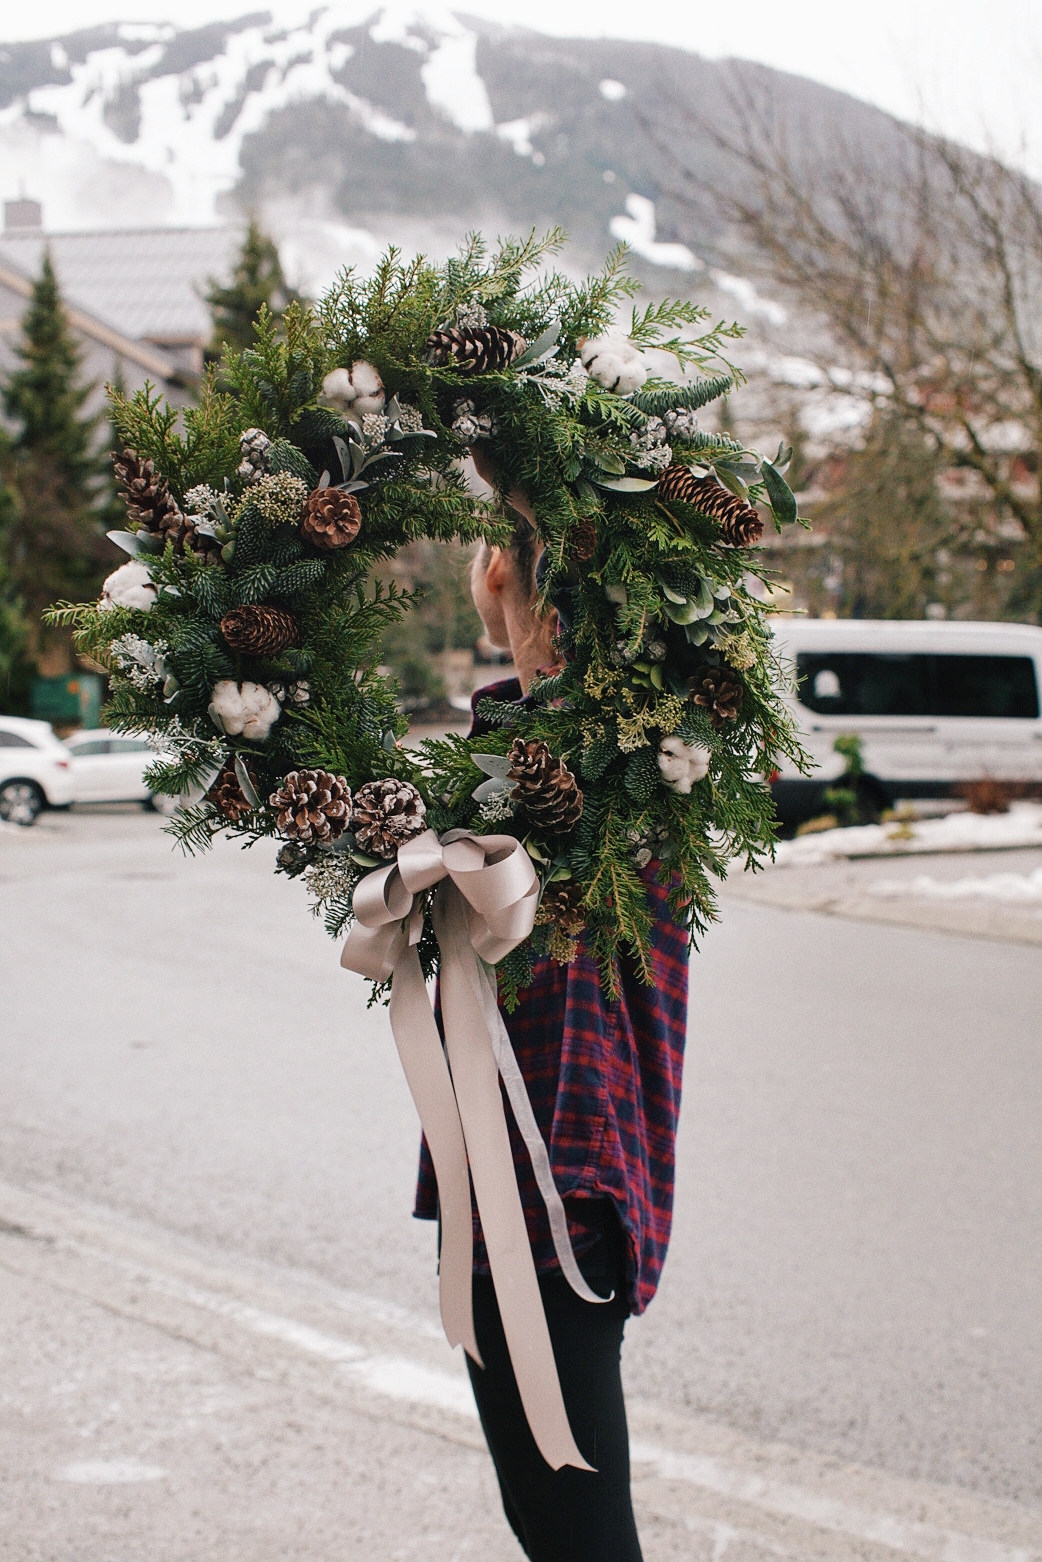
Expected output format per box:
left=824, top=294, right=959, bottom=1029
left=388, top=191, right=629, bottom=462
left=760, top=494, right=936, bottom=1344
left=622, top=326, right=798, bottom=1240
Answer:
left=508, top=513, right=538, bottom=598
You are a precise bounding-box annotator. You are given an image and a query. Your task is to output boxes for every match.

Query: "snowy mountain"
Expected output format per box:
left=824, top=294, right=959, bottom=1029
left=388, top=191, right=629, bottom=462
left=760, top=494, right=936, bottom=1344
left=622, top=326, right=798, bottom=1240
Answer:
left=0, top=7, right=904, bottom=293
left=0, top=6, right=924, bottom=454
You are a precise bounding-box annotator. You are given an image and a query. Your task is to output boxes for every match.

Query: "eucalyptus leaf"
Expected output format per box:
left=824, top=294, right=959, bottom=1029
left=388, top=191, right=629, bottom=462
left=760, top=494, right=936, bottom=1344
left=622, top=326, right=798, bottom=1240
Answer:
left=684, top=622, right=711, bottom=646
left=589, top=449, right=627, bottom=475
left=575, top=479, right=599, bottom=505
left=350, top=850, right=384, bottom=868
left=234, top=753, right=262, bottom=809
left=512, top=320, right=561, bottom=369
left=592, top=475, right=659, bottom=492
left=332, top=435, right=354, bottom=482
left=472, top=752, right=513, bottom=778
left=713, top=464, right=750, bottom=500
left=106, top=529, right=160, bottom=557
left=762, top=460, right=798, bottom=524
left=381, top=729, right=398, bottom=752
left=658, top=581, right=688, bottom=605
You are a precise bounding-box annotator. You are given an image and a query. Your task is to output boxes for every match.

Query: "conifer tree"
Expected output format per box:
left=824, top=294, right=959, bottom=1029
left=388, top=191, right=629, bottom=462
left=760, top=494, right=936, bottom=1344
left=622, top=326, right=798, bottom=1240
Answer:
left=0, top=253, right=111, bottom=658
left=206, top=220, right=299, bottom=356
left=0, top=464, right=34, bottom=712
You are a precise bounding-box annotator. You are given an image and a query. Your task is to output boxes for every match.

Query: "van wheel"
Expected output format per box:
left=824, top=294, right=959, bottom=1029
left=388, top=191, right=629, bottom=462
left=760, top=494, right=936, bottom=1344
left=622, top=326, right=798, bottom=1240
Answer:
left=855, top=775, right=889, bottom=823
left=0, top=780, right=44, bottom=826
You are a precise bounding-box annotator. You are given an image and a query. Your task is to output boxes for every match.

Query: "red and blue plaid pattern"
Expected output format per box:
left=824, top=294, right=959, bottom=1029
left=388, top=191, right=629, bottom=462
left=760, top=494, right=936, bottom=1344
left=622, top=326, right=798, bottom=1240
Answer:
left=414, top=680, right=690, bottom=1315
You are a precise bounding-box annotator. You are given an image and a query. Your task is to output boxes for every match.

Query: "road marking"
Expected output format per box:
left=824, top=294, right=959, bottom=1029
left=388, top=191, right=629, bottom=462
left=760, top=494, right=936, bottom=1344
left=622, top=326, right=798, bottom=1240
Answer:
left=59, top=1460, right=167, bottom=1484
left=2, top=1182, right=1039, bottom=1562
left=631, top=1444, right=1038, bottom=1562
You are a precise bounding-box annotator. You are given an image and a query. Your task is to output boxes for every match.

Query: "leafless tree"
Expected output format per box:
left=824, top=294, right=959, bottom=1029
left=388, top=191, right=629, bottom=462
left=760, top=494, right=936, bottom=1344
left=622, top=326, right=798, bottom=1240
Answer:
left=653, top=70, right=1042, bottom=616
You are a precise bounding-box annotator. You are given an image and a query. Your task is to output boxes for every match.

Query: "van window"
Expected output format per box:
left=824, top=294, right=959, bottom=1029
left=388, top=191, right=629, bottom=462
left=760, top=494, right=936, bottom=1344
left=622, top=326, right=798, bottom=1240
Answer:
left=0, top=730, right=35, bottom=748
left=796, top=653, right=1040, bottom=718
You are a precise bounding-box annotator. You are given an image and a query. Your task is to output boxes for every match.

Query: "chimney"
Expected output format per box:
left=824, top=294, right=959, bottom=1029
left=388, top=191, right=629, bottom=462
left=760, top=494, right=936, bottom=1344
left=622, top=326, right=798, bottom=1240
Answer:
left=4, top=198, right=43, bottom=233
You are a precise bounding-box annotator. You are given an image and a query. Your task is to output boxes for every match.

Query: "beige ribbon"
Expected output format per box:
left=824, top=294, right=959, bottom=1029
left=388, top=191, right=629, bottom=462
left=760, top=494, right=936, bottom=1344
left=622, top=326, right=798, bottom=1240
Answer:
left=340, top=828, right=597, bottom=1471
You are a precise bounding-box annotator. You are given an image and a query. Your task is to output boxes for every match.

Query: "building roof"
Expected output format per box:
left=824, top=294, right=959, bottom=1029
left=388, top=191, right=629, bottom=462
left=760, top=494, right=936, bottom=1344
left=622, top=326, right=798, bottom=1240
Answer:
left=0, top=226, right=242, bottom=344
left=0, top=258, right=175, bottom=379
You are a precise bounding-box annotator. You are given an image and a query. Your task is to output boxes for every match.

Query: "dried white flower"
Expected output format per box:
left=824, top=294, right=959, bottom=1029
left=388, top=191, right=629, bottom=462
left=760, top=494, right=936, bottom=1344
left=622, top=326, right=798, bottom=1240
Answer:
left=578, top=335, right=648, bottom=395
left=305, top=855, right=362, bottom=904
left=657, top=736, right=711, bottom=794
left=455, top=301, right=488, bottom=329
left=361, top=412, right=390, bottom=445
left=110, top=634, right=170, bottom=691
left=207, top=680, right=281, bottom=741
left=478, top=788, right=518, bottom=826
left=184, top=483, right=219, bottom=516
left=100, top=560, right=157, bottom=613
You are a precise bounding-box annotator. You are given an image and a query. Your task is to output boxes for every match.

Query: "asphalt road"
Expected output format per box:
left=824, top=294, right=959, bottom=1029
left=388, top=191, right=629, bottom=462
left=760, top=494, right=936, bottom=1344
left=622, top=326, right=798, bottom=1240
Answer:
left=2, top=806, right=1040, bottom=1559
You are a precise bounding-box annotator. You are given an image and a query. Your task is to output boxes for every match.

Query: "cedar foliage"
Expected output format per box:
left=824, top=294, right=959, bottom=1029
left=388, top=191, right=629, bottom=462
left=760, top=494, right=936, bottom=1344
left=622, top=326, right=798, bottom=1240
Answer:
left=48, top=232, right=806, bottom=997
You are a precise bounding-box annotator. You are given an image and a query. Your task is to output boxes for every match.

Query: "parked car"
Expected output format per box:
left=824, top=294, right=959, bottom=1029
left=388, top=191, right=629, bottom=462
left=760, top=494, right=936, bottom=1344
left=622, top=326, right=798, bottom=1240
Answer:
left=0, top=715, right=75, bottom=825
left=64, top=730, right=176, bottom=813
left=769, top=619, right=1042, bottom=827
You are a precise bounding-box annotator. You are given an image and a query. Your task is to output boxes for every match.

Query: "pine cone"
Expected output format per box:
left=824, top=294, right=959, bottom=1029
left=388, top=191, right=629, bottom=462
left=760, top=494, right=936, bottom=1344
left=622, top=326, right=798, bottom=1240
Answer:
left=690, top=666, right=744, bottom=726
left=205, top=757, right=257, bottom=824
left=352, top=778, right=427, bottom=858
left=535, top=880, right=586, bottom=937
left=270, top=769, right=352, bottom=845
left=220, top=604, right=299, bottom=657
left=569, top=519, right=598, bottom=563
left=424, top=325, right=527, bottom=373
left=301, top=486, right=362, bottom=550
left=657, top=465, right=764, bottom=548
left=507, top=738, right=584, bottom=836
left=113, top=447, right=219, bottom=559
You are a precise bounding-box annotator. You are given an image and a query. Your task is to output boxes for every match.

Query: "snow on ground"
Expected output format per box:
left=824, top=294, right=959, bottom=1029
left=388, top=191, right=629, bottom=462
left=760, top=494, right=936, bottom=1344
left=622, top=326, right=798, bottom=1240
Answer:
left=773, top=803, right=1042, bottom=867
left=867, top=866, right=1042, bottom=905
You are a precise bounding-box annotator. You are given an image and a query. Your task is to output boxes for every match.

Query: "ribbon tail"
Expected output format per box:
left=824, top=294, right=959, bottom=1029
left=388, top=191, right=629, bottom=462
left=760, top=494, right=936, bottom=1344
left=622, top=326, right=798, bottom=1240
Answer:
left=436, top=889, right=594, bottom=1473
left=388, top=946, right=480, bottom=1365
left=471, top=955, right=613, bottom=1307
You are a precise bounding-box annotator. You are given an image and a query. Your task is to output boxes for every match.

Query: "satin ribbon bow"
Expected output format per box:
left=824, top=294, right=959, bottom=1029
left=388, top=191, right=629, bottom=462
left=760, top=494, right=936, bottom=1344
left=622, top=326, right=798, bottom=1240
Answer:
left=340, top=828, right=605, bottom=1472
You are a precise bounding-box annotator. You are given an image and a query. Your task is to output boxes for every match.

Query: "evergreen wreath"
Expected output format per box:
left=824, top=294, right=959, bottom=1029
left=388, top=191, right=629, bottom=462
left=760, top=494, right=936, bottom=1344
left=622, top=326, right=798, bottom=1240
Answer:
left=49, top=232, right=807, bottom=1004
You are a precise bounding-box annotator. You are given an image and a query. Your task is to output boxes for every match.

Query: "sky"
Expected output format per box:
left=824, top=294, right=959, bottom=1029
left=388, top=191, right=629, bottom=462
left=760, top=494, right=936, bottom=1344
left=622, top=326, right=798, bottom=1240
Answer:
left=6, top=1, right=1042, bottom=177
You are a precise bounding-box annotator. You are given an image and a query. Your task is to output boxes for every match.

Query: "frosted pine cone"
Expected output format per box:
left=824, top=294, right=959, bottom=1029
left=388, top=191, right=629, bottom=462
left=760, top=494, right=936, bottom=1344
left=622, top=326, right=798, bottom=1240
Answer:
left=302, top=486, right=362, bottom=549
left=237, top=427, right=271, bottom=485
left=352, top=778, right=427, bottom=858
left=270, top=770, right=352, bottom=845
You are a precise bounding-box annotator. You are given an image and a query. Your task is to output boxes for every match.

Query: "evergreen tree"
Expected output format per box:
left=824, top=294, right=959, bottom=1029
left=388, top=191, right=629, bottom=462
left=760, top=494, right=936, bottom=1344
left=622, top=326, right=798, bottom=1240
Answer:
left=0, top=253, right=111, bottom=660
left=0, top=464, right=34, bottom=713
left=206, top=220, right=299, bottom=356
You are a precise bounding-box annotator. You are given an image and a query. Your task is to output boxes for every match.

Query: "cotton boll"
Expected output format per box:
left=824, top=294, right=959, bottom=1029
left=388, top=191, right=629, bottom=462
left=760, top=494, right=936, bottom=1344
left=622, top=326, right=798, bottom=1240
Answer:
left=579, top=335, right=648, bottom=395
left=321, top=367, right=355, bottom=407
left=349, top=360, right=385, bottom=415
left=100, top=560, right=157, bottom=612
left=208, top=680, right=281, bottom=741
left=657, top=736, right=711, bottom=794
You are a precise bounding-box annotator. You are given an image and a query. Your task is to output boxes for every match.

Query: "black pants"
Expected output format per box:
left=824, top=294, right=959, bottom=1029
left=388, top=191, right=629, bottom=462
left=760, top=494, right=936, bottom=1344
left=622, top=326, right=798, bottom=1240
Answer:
left=466, top=1202, right=643, bottom=1562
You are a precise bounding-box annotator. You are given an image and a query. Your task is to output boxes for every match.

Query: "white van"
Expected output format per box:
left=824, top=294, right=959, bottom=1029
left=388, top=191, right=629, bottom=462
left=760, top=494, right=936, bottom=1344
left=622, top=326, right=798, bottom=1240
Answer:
left=769, top=619, right=1042, bottom=825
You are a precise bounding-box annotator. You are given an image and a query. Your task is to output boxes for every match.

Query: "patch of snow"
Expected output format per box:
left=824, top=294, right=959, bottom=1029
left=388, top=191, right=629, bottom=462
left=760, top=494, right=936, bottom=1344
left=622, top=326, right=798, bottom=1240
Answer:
left=868, top=866, right=1042, bottom=904
left=420, top=28, right=494, bottom=133
left=773, top=803, right=1042, bottom=867
left=496, top=114, right=550, bottom=159
left=771, top=355, right=827, bottom=389
left=609, top=194, right=702, bottom=272
left=0, top=11, right=416, bottom=227
left=710, top=270, right=787, bottom=325
left=600, top=78, right=627, bottom=101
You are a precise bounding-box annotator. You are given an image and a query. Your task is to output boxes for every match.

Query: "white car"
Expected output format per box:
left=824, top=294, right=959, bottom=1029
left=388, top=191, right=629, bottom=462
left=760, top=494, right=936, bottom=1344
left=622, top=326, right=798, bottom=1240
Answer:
left=64, top=729, right=176, bottom=813
left=0, top=715, right=75, bottom=825
left=770, top=618, right=1042, bottom=824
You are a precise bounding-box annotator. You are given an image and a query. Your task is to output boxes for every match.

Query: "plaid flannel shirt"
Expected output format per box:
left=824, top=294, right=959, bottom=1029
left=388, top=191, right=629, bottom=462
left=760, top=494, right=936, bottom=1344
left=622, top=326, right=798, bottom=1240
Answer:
left=414, top=679, right=690, bottom=1315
